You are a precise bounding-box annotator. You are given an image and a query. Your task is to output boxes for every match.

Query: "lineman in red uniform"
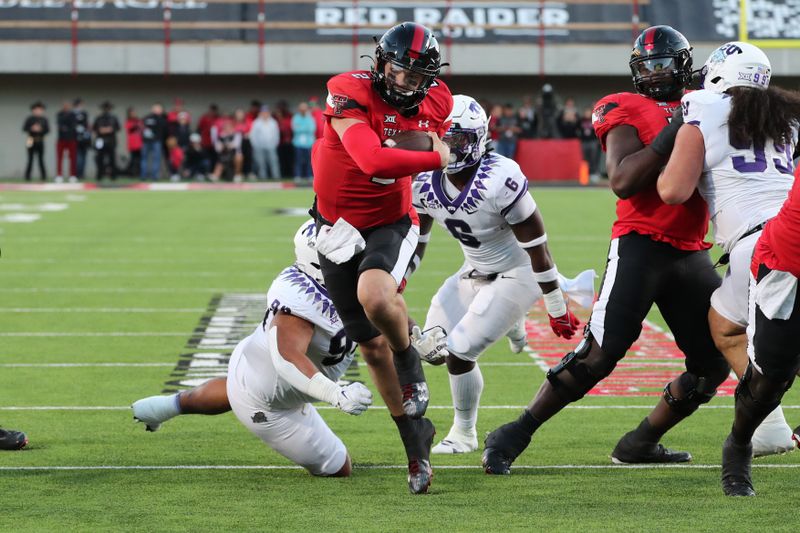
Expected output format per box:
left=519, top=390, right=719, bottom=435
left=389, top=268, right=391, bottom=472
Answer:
left=311, top=22, right=452, bottom=494
left=482, top=26, right=730, bottom=474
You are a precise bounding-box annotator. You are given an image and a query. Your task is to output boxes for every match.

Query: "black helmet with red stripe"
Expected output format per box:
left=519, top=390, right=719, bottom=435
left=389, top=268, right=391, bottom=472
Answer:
left=629, top=25, right=693, bottom=101
left=372, top=22, right=442, bottom=111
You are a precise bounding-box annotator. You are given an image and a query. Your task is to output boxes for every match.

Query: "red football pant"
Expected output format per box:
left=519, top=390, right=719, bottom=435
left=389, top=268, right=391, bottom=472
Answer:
left=56, top=140, right=77, bottom=177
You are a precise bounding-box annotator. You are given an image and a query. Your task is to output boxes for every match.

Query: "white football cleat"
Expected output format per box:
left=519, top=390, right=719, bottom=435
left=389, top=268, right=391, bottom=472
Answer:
left=132, top=394, right=181, bottom=432
left=752, top=406, right=796, bottom=458
left=507, top=317, right=528, bottom=354
left=432, top=426, right=478, bottom=454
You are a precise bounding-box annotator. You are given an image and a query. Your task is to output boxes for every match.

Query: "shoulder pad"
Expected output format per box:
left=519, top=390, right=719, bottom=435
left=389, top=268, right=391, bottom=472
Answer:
left=267, top=266, right=341, bottom=332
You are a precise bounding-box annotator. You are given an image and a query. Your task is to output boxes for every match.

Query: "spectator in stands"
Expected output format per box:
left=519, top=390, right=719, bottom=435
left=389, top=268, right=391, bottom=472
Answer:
left=291, top=101, right=315, bottom=182
left=55, top=100, right=77, bottom=183
left=518, top=95, right=538, bottom=139
left=488, top=103, right=502, bottom=150
left=212, top=117, right=243, bottom=182
left=22, top=101, right=49, bottom=181
left=308, top=96, right=325, bottom=139
left=73, top=98, right=91, bottom=181
left=536, top=83, right=560, bottom=139
left=92, top=101, right=120, bottom=181
left=494, top=103, right=521, bottom=159
left=233, top=108, right=253, bottom=179
left=166, top=136, right=184, bottom=182
left=197, top=104, right=220, bottom=169
left=557, top=97, right=581, bottom=138
left=167, top=98, right=190, bottom=132
left=141, top=103, right=167, bottom=181
left=125, top=107, right=143, bottom=177
left=173, top=111, right=192, bottom=150
left=248, top=100, right=261, bottom=121
left=275, top=100, right=295, bottom=178
left=249, top=105, right=281, bottom=180
left=578, top=106, right=602, bottom=183
left=183, top=133, right=209, bottom=181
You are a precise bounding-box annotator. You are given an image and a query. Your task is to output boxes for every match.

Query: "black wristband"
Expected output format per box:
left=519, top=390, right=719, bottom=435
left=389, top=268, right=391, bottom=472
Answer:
left=650, top=110, right=684, bottom=156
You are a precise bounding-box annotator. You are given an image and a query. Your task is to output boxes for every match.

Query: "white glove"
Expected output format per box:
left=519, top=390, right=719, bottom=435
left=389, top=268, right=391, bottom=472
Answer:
left=335, top=382, right=373, bottom=415
left=316, top=218, right=366, bottom=264
left=411, top=325, right=448, bottom=365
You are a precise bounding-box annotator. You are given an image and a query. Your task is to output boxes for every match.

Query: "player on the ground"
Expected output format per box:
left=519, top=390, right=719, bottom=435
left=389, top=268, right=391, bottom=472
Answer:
left=131, top=220, right=372, bottom=478
left=0, top=427, right=27, bottom=450
left=482, top=26, right=732, bottom=474
left=407, top=94, right=585, bottom=454
left=657, top=42, right=799, bottom=458
left=311, top=22, right=453, bottom=493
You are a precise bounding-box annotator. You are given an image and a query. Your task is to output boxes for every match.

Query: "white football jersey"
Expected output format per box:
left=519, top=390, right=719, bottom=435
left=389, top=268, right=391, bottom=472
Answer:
left=243, top=265, right=355, bottom=409
left=413, top=152, right=537, bottom=273
left=682, top=90, right=795, bottom=252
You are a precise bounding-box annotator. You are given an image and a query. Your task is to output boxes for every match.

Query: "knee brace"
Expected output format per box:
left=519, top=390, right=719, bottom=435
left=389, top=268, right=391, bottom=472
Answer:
left=735, top=363, right=793, bottom=415
left=546, top=333, right=618, bottom=402
left=663, top=372, right=719, bottom=416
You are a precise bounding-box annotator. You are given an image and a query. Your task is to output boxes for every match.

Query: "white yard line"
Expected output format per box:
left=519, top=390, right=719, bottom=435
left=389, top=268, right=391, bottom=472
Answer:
left=0, top=332, right=190, bottom=337
left=0, top=308, right=207, bottom=313
left=4, top=405, right=798, bottom=411
left=1, top=288, right=253, bottom=293
left=0, top=464, right=797, bottom=472
left=0, top=363, right=175, bottom=368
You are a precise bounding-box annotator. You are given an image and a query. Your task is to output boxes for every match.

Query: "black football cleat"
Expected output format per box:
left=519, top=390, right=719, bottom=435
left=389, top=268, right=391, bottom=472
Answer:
left=611, top=430, right=692, bottom=464
left=482, top=419, right=533, bottom=475
left=400, top=417, right=435, bottom=494
left=722, top=434, right=756, bottom=497
left=0, top=428, right=28, bottom=450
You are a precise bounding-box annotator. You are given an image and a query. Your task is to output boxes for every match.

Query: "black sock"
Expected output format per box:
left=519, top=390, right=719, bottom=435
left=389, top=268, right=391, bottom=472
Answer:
left=630, top=417, right=663, bottom=443
left=393, top=344, right=424, bottom=382
left=517, top=410, right=542, bottom=436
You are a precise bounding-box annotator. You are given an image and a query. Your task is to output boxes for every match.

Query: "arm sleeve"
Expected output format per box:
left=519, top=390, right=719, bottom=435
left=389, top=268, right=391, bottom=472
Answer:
left=266, top=326, right=339, bottom=406
left=341, top=122, right=442, bottom=179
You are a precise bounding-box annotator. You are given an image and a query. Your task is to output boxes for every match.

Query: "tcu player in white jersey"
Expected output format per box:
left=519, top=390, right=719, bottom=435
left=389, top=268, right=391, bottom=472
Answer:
left=132, top=220, right=373, bottom=477
left=408, top=95, right=584, bottom=454
left=657, top=42, right=799, bottom=457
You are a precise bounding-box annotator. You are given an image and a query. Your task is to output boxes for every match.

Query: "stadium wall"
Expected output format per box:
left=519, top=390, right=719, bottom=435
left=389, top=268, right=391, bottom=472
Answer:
left=2, top=42, right=800, bottom=179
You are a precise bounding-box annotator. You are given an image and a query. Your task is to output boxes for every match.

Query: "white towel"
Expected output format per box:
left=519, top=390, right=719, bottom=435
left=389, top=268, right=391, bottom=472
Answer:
left=316, top=218, right=366, bottom=264
left=558, top=269, right=597, bottom=309
left=755, top=269, right=798, bottom=320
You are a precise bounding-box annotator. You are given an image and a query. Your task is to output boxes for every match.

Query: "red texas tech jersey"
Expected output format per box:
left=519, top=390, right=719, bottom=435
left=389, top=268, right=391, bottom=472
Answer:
left=313, top=70, right=452, bottom=229
left=593, top=92, right=710, bottom=251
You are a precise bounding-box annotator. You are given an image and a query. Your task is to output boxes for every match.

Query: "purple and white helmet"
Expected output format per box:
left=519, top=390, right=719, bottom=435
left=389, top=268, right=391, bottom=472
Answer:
left=444, top=94, right=489, bottom=174
left=293, top=219, right=324, bottom=284
left=701, top=42, right=771, bottom=94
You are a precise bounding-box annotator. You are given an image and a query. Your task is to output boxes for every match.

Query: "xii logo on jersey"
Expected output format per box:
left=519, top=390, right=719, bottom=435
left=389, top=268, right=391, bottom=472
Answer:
left=384, top=114, right=397, bottom=124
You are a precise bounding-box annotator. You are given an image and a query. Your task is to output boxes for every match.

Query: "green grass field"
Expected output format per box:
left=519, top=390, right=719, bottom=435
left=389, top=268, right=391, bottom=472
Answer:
left=1, top=187, right=798, bottom=532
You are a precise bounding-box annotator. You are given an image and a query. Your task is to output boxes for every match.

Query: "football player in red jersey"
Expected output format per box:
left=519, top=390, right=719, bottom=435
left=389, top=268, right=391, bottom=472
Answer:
left=482, top=26, right=731, bottom=475
left=311, top=22, right=452, bottom=494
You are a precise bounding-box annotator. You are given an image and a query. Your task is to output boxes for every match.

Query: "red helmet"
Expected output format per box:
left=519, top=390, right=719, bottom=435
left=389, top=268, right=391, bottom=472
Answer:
left=629, top=25, right=693, bottom=101
left=371, top=22, right=442, bottom=112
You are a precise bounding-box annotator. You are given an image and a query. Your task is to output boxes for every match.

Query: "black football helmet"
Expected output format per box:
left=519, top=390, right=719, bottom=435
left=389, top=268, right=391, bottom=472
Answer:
left=371, top=22, right=442, bottom=111
left=629, top=25, right=693, bottom=101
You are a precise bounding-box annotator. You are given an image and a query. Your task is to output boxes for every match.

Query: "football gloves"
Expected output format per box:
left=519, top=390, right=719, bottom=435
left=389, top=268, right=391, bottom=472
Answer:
left=411, top=325, right=448, bottom=365
left=548, top=309, right=580, bottom=339
left=335, top=382, right=373, bottom=415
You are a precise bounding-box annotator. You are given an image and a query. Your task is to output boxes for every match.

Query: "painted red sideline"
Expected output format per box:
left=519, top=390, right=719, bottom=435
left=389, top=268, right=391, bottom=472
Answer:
left=525, top=303, right=737, bottom=397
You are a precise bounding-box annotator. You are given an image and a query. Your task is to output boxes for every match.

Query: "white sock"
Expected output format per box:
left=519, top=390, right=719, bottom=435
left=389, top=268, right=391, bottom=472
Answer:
left=760, top=405, right=790, bottom=430
left=449, top=365, right=483, bottom=434
left=156, top=393, right=182, bottom=421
